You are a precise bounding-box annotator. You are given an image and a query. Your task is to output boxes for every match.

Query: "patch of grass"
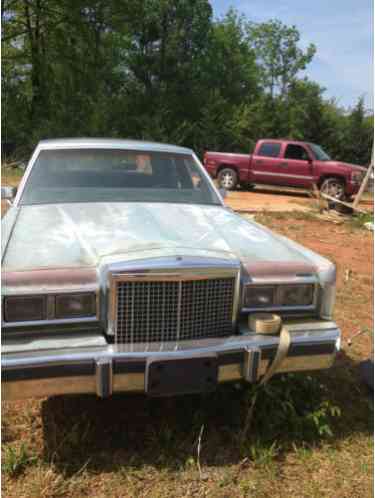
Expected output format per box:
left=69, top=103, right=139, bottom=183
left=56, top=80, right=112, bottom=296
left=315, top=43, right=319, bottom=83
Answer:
left=349, top=211, right=374, bottom=230
left=2, top=443, right=37, bottom=477
left=239, top=373, right=342, bottom=454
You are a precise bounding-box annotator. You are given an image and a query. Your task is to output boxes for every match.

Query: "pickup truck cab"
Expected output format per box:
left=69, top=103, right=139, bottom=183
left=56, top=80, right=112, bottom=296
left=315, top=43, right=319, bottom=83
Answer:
left=204, top=139, right=366, bottom=199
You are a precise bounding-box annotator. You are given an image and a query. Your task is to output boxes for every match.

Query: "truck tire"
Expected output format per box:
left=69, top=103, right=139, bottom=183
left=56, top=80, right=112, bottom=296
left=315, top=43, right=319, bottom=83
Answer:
left=320, top=177, right=345, bottom=200
left=218, top=168, right=238, bottom=190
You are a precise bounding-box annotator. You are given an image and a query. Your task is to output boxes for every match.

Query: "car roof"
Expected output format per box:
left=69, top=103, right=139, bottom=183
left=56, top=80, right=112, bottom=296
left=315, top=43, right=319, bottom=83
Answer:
left=37, top=138, right=194, bottom=155
left=259, top=139, right=314, bottom=146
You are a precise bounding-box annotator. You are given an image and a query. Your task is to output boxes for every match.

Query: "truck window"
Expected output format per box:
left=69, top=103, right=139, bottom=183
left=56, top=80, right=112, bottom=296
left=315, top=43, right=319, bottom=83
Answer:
left=284, top=144, right=310, bottom=161
left=257, top=142, right=281, bottom=158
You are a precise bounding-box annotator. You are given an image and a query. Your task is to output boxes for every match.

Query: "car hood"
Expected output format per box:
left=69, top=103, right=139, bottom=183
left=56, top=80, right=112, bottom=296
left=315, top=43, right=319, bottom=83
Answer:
left=322, top=160, right=366, bottom=172
left=2, top=203, right=327, bottom=274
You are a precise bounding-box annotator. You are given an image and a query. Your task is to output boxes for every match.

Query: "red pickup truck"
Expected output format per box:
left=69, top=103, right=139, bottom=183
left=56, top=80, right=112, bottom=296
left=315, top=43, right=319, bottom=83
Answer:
left=203, top=139, right=366, bottom=199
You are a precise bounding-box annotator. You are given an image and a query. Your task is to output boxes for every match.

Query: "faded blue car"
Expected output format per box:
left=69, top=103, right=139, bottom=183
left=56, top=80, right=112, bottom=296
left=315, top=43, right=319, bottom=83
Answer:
left=1, top=139, right=340, bottom=399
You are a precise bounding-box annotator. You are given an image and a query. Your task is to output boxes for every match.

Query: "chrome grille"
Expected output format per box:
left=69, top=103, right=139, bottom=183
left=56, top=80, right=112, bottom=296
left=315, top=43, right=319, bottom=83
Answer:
left=114, top=277, right=236, bottom=344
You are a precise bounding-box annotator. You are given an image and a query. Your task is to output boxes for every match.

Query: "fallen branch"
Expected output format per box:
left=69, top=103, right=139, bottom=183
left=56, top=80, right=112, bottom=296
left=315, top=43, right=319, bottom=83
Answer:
left=310, top=183, right=328, bottom=213
left=320, top=192, right=366, bottom=214
left=315, top=213, right=344, bottom=224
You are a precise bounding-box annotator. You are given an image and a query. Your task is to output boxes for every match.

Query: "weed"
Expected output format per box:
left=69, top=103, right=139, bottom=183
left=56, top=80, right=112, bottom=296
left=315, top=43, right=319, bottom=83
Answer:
left=349, top=211, right=374, bottom=230
left=2, top=443, right=37, bottom=477
left=239, top=373, right=342, bottom=455
left=244, top=440, right=280, bottom=466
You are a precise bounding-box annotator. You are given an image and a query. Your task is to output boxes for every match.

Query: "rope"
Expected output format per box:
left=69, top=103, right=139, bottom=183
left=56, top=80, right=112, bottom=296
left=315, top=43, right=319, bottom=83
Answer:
left=240, top=314, right=291, bottom=443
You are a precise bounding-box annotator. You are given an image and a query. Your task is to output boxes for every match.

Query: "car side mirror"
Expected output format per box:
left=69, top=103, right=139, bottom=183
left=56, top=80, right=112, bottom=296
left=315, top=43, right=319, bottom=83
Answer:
left=1, top=186, right=17, bottom=204
left=219, top=187, right=227, bottom=199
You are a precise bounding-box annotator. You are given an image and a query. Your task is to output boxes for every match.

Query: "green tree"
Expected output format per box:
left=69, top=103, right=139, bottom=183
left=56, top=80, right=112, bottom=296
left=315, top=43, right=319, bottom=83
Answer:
left=1, top=2, right=372, bottom=166
left=248, top=19, right=316, bottom=99
left=343, top=97, right=373, bottom=165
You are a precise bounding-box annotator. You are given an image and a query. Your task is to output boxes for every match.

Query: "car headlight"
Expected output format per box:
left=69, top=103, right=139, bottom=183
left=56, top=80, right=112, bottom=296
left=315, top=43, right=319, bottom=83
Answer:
left=55, top=293, right=96, bottom=318
left=243, top=285, right=275, bottom=308
left=278, top=284, right=314, bottom=306
left=243, top=284, right=315, bottom=309
left=4, top=296, right=46, bottom=322
left=3, top=293, right=96, bottom=323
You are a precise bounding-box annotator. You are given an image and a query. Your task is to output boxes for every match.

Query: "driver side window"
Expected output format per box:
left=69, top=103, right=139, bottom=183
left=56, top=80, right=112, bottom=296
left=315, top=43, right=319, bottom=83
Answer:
left=284, top=144, right=310, bottom=161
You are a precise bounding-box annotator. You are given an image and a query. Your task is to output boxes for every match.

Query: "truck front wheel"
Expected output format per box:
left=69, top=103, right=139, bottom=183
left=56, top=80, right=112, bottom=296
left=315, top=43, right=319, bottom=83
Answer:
left=218, top=168, right=238, bottom=190
left=320, top=177, right=345, bottom=200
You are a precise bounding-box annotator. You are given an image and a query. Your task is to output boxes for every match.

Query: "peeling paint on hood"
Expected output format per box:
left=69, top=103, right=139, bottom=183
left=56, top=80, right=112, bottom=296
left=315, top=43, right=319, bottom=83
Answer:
left=3, top=202, right=319, bottom=271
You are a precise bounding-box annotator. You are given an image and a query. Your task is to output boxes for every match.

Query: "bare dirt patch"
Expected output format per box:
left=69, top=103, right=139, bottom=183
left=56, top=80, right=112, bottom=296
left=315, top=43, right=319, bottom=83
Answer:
left=225, top=185, right=373, bottom=214
left=226, top=187, right=313, bottom=212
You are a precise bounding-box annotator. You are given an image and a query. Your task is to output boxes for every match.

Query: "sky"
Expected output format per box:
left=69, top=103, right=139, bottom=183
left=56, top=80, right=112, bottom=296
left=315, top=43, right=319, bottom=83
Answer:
left=211, top=0, right=374, bottom=110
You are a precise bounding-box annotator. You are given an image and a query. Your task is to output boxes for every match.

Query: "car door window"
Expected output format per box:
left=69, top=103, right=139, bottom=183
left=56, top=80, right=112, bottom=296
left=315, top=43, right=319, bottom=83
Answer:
left=284, top=144, right=310, bottom=161
left=257, top=143, right=281, bottom=158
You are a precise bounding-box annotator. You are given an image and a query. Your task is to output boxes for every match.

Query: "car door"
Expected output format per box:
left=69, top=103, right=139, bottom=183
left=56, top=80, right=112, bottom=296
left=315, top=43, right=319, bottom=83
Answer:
left=279, top=143, right=314, bottom=187
left=251, top=141, right=284, bottom=185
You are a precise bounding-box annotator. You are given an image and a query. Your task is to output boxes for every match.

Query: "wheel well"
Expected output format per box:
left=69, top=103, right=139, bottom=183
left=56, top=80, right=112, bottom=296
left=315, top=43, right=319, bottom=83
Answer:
left=318, top=174, right=346, bottom=188
left=216, top=164, right=238, bottom=178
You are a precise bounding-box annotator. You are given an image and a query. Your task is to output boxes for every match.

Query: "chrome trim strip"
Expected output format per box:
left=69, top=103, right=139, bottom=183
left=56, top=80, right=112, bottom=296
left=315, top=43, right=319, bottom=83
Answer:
left=3, top=376, right=96, bottom=399
left=113, top=372, right=145, bottom=392
left=176, top=281, right=182, bottom=343
left=2, top=316, right=99, bottom=329
left=95, top=357, right=113, bottom=398
left=243, top=348, right=261, bottom=382
left=252, top=171, right=314, bottom=180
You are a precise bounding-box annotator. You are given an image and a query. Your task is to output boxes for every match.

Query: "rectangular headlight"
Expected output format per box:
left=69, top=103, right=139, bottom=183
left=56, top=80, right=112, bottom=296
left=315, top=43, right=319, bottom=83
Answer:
left=278, top=284, right=314, bottom=306
left=4, top=296, right=46, bottom=322
left=55, top=293, right=96, bottom=318
left=243, top=285, right=275, bottom=308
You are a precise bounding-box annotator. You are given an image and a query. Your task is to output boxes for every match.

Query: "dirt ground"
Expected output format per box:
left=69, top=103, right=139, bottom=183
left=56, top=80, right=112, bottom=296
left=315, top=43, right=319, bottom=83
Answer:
left=225, top=185, right=374, bottom=213
left=2, top=206, right=373, bottom=498
left=226, top=186, right=313, bottom=212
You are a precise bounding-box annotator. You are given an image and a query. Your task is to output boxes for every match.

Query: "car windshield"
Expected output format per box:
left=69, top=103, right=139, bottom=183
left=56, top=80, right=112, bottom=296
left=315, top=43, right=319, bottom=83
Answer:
left=308, top=143, right=331, bottom=161
left=20, top=148, right=221, bottom=206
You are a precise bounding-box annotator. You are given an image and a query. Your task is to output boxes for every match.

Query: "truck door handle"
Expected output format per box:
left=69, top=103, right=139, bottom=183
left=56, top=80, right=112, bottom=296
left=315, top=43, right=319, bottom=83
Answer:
left=279, top=162, right=288, bottom=167
left=255, top=159, right=263, bottom=165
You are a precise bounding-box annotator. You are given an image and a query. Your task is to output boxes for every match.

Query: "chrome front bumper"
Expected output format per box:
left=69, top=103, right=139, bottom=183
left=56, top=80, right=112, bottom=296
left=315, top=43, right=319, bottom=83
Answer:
left=2, top=320, right=341, bottom=400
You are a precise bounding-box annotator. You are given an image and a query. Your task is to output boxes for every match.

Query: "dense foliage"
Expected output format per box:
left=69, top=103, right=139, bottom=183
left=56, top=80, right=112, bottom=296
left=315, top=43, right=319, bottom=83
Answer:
left=2, top=1, right=373, bottom=165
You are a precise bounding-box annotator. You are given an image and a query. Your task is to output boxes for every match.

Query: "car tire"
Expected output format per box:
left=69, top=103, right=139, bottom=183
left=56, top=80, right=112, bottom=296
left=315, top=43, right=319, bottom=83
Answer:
left=218, top=168, right=238, bottom=190
left=320, top=177, right=345, bottom=200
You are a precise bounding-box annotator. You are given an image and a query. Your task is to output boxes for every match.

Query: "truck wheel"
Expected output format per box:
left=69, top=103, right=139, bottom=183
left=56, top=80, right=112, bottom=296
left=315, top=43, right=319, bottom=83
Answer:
left=320, top=178, right=345, bottom=200
left=218, top=168, right=238, bottom=190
